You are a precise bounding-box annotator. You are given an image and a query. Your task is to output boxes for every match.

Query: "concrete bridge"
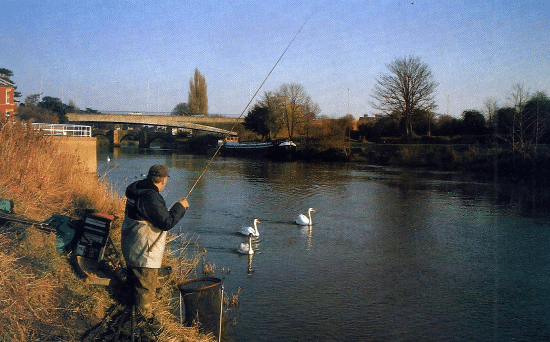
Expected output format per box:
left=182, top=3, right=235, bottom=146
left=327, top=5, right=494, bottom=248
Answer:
left=92, top=128, right=181, bottom=148
left=66, top=113, right=241, bottom=136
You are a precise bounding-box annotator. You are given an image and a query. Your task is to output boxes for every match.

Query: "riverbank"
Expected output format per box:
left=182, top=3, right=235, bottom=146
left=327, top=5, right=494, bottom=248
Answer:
left=106, top=133, right=550, bottom=181
left=291, top=139, right=550, bottom=181
left=0, top=118, right=215, bottom=341
left=172, top=135, right=547, bottom=181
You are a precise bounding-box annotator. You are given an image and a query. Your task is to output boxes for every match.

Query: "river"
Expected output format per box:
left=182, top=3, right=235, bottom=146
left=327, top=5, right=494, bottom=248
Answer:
left=97, top=147, right=550, bottom=342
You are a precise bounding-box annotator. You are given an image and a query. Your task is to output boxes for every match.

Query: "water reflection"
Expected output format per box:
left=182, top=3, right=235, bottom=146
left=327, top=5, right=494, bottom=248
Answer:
left=247, top=254, right=253, bottom=275
left=301, top=226, right=313, bottom=251
left=373, top=167, right=550, bottom=220
left=97, top=149, right=550, bottom=342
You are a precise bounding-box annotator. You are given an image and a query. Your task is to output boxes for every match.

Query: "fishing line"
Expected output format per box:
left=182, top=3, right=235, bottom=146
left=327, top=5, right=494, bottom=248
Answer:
left=182, top=11, right=314, bottom=200
left=153, top=12, right=314, bottom=253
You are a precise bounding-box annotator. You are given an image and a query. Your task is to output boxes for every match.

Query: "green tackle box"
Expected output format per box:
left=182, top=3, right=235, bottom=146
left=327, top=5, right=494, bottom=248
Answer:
left=0, top=199, right=14, bottom=214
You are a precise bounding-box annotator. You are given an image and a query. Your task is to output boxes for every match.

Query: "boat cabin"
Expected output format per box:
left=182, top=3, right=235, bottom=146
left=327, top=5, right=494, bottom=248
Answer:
left=218, top=136, right=239, bottom=146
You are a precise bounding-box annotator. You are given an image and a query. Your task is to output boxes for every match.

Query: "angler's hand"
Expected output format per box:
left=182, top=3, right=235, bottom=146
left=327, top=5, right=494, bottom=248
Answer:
left=179, top=199, right=189, bottom=210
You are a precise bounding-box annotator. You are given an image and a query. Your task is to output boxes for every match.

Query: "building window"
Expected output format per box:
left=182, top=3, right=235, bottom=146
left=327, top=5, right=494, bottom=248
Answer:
left=6, top=90, right=10, bottom=104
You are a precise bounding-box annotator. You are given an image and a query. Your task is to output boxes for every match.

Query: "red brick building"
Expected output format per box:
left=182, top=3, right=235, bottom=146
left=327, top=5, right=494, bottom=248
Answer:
left=0, top=77, right=17, bottom=116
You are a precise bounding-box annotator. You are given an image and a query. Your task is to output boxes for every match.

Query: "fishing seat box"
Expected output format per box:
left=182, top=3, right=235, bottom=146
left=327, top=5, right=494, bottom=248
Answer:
left=74, top=212, right=115, bottom=262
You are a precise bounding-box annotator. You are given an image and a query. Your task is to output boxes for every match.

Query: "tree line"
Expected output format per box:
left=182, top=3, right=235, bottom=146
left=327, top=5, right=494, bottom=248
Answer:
left=358, top=85, right=550, bottom=158
left=16, top=94, right=100, bottom=124
left=242, top=83, right=320, bottom=141
left=241, top=56, right=438, bottom=143
left=238, top=56, right=549, bottom=163
left=5, top=58, right=548, bottom=163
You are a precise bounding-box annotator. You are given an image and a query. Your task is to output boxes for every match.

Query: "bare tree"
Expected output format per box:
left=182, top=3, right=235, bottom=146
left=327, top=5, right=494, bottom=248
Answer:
left=495, top=85, right=550, bottom=159
left=68, top=99, right=78, bottom=112
left=279, top=83, right=318, bottom=139
left=296, top=96, right=320, bottom=143
left=508, top=83, right=530, bottom=154
left=244, top=83, right=319, bottom=140
left=526, top=91, right=550, bottom=151
left=188, top=68, right=208, bottom=115
left=371, top=56, right=438, bottom=139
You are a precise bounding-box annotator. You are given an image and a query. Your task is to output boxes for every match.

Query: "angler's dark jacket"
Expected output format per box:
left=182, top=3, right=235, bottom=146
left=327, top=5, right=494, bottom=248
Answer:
left=124, top=179, right=185, bottom=231
left=121, top=179, right=186, bottom=268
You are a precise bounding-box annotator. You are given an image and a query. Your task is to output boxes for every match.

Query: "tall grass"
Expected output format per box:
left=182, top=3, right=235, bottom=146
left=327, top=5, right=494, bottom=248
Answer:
left=0, top=118, right=121, bottom=220
left=0, top=118, right=214, bottom=341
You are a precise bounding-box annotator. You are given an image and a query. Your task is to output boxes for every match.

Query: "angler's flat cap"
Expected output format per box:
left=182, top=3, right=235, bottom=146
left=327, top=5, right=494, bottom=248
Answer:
left=148, top=164, right=169, bottom=178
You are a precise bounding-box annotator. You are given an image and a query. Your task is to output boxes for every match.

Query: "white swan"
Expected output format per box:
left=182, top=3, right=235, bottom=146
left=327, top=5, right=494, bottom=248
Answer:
left=239, top=219, right=260, bottom=237
left=237, top=234, right=254, bottom=255
left=295, top=208, right=315, bottom=226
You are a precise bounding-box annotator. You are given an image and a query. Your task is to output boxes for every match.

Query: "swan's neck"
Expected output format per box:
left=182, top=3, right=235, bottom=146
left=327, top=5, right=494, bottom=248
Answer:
left=254, top=221, right=258, bottom=234
left=308, top=211, right=312, bottom=225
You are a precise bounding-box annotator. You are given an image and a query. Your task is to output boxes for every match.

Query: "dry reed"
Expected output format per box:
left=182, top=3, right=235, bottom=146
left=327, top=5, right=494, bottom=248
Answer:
left=0, top=117, right=216, bottom=341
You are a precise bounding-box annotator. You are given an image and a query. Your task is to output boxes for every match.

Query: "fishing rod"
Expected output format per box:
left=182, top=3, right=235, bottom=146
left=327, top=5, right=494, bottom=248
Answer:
left=0, top=211, right=56, bottom=233
left=183, top=11, right=315, bottom=201
left=149, top=12, right=315, bottom=253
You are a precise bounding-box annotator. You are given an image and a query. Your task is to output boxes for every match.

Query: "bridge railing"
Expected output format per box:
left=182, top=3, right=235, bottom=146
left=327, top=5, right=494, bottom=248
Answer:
left=32, top=123, right=92, bottom=137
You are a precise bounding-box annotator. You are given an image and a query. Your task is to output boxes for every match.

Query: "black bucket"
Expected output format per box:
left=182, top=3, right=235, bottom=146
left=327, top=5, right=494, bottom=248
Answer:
left=178, top=277, right=221, bottom=333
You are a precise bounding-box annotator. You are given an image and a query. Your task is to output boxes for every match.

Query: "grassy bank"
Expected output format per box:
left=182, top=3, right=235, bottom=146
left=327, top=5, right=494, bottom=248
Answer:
left=350, top=143, right=550, bottom=178
left=349, top=143, right=497, bottom=170
left=292, top=135, right=550, bottom=179
left=0, top=118, right=215, bottom=341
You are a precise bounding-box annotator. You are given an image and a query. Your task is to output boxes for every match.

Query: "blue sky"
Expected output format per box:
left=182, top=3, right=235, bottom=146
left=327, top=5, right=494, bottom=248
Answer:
left=2, top=0, right=549, bottom=118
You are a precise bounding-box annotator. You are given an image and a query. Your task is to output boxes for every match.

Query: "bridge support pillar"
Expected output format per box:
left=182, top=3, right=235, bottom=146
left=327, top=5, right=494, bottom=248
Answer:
left=139, top=131, right=149, bottom=148
left=112, top=129, right=121, bottom=147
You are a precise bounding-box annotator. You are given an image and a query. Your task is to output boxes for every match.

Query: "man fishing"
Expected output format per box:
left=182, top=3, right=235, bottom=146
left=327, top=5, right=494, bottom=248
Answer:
left=121, top=164, right=189, bottom=327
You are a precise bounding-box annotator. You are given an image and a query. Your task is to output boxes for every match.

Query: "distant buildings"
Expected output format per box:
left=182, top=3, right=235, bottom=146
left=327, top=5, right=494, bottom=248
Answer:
left=357, top=113, right=383, bottom=124
left=0, top=78, right=18, bottom=116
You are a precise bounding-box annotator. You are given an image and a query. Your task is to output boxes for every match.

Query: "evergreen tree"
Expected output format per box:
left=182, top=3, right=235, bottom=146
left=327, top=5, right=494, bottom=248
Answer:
left=243, top=105, right=271, bottom=140
left=188, top=68, right=208, bottom=115
left=171, top=102, right=190, bottom=116
left=0, top=68, right=22, bottom=98
left=38, top=96, right=69, bottom=123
